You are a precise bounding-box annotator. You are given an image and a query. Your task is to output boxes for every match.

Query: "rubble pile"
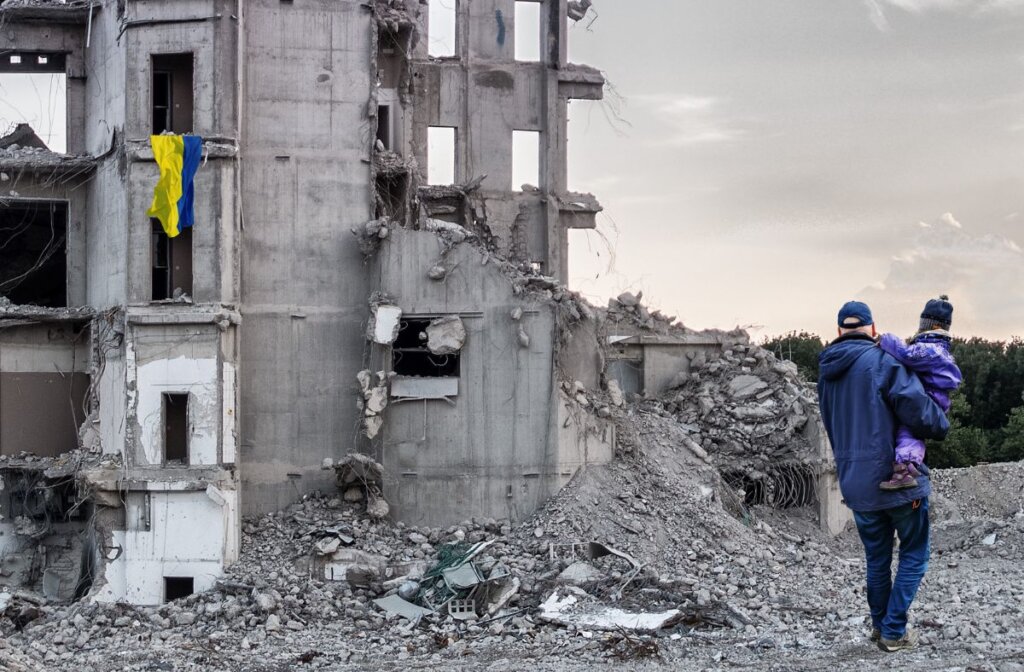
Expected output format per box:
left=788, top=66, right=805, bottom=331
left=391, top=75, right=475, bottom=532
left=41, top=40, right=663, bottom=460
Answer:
left=648, top=340, right=825, bottom=493
left=2, top=450, right=1024, bottom=670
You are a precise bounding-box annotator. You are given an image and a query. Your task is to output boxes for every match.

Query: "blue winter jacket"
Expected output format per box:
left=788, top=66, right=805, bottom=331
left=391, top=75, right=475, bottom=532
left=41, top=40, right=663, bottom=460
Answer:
left=817, top=332, right=950, bottom=512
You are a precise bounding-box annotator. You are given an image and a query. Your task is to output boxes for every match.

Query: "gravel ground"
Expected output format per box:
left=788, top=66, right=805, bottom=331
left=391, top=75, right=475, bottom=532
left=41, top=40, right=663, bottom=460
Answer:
left=2, top=444, right=1021, bottom=672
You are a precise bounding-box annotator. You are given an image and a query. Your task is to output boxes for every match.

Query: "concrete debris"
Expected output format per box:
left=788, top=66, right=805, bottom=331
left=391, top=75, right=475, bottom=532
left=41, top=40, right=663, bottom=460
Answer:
left=728, top=374, right=770, bottom=399
left=423, top=218, right=472, bottom=249
left=351, top=217, right=391, bottom=255
left=539, top=590, right=682, bottom=632
left=517, top=326, right=530, bottom=348
left=427, top=265, right=447, bottom=280
left=327, top=453, right=389, bottom=519
left=607, top=379, right=625, bottom=407
left=366, top=304, right=403, bottom=344
left=425, top=315, right=466, bottom=355
left=356, top=369, right=391, bottom=438
left=374, top=594, right=433, bottom=620
left=567, top=0, right=593, bottom=21
left=0, top=460, right=1021, bottom=669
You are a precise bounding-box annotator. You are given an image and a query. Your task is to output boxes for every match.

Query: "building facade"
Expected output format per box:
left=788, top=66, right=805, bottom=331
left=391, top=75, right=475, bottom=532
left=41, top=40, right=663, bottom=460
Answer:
left=0, top=0, right=611, bottom=604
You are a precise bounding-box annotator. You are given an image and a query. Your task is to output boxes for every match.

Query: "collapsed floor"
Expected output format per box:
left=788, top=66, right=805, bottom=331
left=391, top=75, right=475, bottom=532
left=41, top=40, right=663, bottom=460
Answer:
left=1, top=407, right=1022, bottom=671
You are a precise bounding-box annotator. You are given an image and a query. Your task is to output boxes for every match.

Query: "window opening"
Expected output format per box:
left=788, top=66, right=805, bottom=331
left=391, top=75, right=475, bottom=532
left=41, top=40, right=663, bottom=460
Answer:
left=0, top=53, right=68, bottom=153
left=427, top=126, right=456, bottom=185
left=163, top=393, right=189, bottom=464
left=151, top=220, right=193, bottom=300
left=377, top=31, right=405, bottom=89
left=393, top=318, right=460, bottom=377
left=164, top=576, right=194, bottom=601
left=374, top=173, right=409, bottom=222
left=376, top=104, right=393, bottom=150
left=151, top=54, right=194, bottom=135
left=512, top=130, right=540, bottom=190
left=428, top=0, right=457, bottom=57
left=514, top=2, right=541, bottom=62
left=0, top=201, right=68, bottom=307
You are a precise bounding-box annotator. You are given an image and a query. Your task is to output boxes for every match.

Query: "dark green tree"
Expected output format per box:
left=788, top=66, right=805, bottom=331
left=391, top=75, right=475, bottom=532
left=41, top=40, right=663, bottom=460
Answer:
left=994, top=403, right=1024, bottom=463
left=926, top=391, right=990, bottom=468
left=761, top=331, right=824, bottom=382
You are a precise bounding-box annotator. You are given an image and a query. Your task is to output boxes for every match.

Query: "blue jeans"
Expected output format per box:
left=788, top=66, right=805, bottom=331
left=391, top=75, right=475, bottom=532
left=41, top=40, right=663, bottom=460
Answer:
left=852, top=497, right=930, bottom=640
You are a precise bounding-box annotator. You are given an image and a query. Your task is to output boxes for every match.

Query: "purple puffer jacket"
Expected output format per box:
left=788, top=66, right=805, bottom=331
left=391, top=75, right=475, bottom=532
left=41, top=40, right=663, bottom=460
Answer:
left=879, top=331, right=963, bottom=464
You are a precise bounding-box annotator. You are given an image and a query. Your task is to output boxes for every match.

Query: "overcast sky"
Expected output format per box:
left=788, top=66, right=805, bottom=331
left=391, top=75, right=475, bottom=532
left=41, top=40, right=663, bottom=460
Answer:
left=566, top=0, right=1024, bottom=341
left=2, top=3, right=1020, bottom=339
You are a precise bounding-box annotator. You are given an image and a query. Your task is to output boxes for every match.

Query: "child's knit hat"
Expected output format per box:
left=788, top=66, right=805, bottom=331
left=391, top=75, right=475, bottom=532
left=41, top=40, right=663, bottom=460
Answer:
left=919, top=294, right=953, bottom=332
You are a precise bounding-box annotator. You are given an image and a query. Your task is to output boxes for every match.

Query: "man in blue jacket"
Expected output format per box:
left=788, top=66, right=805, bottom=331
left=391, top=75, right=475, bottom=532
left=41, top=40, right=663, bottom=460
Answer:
left=818, top=301, right=949, bottom=652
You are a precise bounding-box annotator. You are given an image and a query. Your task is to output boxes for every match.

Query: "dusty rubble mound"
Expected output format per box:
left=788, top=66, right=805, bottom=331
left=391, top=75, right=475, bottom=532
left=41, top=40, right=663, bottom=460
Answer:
left=2, top=455, right=1024, bottom=671
left=2, top=346, right=1023, bottom=670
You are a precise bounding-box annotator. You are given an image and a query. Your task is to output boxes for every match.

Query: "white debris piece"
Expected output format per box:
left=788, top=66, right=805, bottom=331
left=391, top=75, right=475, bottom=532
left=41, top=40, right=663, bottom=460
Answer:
left=538, top=591, right=681, bottom=632
left=367, top=305, right=403, bottom=344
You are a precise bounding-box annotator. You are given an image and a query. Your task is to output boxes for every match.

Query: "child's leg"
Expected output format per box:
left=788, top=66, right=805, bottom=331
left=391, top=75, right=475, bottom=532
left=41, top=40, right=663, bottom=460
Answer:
left=893, top=426, right=925, bottom=466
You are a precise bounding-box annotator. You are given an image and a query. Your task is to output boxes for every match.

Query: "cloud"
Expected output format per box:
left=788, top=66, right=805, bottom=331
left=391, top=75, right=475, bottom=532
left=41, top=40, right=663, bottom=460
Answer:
left=864, top=0, right=892, bottom=29
left=859, top=213, right=1024, bottom=338
left=864, top=0, right=1024, bottom=30
left=940, top=212, right=962, bottom=228
left=635, top=94, right=745, bottom=147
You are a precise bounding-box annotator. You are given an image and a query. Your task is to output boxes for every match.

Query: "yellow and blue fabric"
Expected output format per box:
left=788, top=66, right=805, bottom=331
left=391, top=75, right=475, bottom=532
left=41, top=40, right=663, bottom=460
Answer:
left=147, top=135, right=202, bottom=238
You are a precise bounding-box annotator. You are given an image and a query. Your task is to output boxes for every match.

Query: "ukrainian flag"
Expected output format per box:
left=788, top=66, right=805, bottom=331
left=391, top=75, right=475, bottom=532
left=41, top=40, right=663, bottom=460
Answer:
left=147, top=135, right=202, bottom=238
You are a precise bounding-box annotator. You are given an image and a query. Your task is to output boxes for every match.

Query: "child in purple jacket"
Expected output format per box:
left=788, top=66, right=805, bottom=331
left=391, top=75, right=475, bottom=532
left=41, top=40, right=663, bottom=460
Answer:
left=877, top=295, right=963, bottom=490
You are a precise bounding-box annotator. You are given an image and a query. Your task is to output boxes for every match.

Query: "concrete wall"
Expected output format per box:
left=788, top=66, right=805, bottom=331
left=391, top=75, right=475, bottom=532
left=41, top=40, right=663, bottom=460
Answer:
left=124, top=320, right=234, bottom=468
left=369, top=228, right=611, bottom=525
left=239, top=0, right=375, bottom=515
left=92, top=486, right=238, bottom=605
left=411, top=0, right=600, bottom=281
left=808, top=417, right=853, bottom=535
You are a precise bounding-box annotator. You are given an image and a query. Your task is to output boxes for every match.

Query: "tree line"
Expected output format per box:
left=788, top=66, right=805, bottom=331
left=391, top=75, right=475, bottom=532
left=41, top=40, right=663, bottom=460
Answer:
left=761, top=331, right=1024, bottom=468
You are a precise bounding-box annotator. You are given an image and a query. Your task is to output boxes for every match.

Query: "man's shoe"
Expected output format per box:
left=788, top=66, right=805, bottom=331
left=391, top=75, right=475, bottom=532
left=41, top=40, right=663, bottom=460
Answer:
left=870, top=627, right=881, bottom=642
left=877, top=628, right=919, bottom=652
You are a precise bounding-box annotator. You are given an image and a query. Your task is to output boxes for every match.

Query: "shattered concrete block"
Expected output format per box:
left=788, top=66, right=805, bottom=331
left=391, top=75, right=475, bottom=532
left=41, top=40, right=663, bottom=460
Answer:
left=366, top=491, right=390, bottom=519
left=364, top=415, right=384, bottom=439
left=425, top=315, right=466, bottom=355
left=728, top=374, right=769, bottom=399
left=567, top=0, right=593, bottom=21
left=681, top=435, right=711, bottom=463
left=607, top=380, right=625, bottom=407
left=616, top=291, right=640, bottom=307
left=539, top=590, right=682, bottom=632
left=367, top=305, right=403, bottom=344
left=364, top=386, right=388, bottom=415
left=557, top=561, right=604, bottom=586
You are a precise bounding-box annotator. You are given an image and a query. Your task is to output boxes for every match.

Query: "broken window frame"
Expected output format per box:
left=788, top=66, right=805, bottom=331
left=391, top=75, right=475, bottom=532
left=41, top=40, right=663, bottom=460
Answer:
left=391, top=317, right=461, bottom=381
left=0, top=51, right=69, bottom=153
left=0, top=199, right=69, bottom=307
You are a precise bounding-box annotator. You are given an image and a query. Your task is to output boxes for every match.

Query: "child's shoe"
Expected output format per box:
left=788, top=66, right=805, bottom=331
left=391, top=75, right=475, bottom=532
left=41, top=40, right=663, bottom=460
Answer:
left=879, top=462, right=919, bottom=491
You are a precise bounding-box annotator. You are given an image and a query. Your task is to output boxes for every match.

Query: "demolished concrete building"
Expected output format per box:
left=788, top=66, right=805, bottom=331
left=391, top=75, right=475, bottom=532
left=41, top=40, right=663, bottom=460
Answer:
left=0, top=0, right=847, bottom=606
